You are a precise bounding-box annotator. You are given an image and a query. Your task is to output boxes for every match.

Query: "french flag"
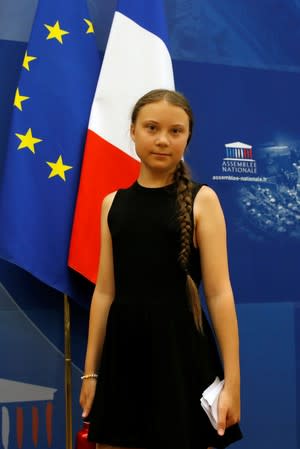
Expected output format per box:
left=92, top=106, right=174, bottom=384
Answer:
left=68, top=0, right=175, bottom=283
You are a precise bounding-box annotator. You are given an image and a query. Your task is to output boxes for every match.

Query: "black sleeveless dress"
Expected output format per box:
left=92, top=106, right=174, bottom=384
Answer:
left=88, top=181, right=242, bottom=449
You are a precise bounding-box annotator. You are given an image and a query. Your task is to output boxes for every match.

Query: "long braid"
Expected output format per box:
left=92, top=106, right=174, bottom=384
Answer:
left=174, top=160, right=203, bottom=332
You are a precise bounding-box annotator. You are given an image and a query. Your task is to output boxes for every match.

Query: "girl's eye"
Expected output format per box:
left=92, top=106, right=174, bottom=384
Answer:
left=172, top=128, right=182, bottom=134
left=146, top=124, right=156, bottom=131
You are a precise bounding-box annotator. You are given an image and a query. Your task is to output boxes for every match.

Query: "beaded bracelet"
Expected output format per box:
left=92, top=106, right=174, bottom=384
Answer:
left=81, top=373, right=98, bottom=380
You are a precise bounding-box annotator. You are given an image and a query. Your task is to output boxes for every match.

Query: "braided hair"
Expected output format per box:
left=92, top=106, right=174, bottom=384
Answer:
left=174, top=160, right=203, bottom=332
left=131, top=89, right=203, bottom=332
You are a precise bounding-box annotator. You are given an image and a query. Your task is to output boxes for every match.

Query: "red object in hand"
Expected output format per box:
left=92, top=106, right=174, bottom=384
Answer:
left=75, top=421, right=96, bottom=449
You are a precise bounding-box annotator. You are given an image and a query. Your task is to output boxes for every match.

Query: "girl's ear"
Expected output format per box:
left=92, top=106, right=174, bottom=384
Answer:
left=130, top=124, right=135, bottom=141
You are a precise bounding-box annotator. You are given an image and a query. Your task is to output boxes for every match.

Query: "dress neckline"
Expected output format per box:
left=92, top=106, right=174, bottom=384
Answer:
left=133, top=180, right=176, bottom=193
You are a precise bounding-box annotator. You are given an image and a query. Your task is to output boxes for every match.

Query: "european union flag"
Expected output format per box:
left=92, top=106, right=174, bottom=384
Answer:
left=0, top=0, right=100, bottom=299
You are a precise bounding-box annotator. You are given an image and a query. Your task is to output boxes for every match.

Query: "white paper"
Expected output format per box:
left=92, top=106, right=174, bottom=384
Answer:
left=200, top=376, right=224, bottom=430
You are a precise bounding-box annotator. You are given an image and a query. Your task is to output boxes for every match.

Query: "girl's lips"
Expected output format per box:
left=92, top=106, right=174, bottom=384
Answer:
left=151, top=152, right=171, bottom=156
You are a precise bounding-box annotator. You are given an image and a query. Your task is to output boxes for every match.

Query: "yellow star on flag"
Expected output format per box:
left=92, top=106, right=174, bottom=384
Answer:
left=14, top=88, right=30, bottom=111
left=22, top=51, right=37, bottom=71
left=46, top=155, right=73, bottom=181
left=15, top=128, right=42, bottom=154
left=84, top=18, right=94, bottom=34
left=44, top=20, right=70, bottom=44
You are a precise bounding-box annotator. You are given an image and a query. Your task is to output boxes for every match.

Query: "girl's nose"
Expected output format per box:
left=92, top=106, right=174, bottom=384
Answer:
left=156, top=132, right=169, bottom=145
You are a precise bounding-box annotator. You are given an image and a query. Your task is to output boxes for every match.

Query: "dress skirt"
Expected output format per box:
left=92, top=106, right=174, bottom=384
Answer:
left=88, top=300, right=242, bottom=449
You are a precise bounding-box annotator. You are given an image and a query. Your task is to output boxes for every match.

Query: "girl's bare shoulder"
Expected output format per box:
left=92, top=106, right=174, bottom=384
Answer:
left=194, top=185, right=222, bottom=212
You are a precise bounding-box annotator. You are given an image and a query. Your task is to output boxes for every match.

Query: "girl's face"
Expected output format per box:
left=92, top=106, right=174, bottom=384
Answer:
left=131, top=100, right=190, bottom=174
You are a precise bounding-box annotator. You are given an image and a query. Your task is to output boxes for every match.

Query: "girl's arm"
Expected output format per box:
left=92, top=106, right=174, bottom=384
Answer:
left=194, top=186, right=241, bottom=435
left=80, top=192, right=116, bottom=418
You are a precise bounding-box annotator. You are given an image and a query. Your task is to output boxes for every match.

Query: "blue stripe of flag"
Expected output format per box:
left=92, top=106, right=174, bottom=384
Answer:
left=116, top=0, right=170, bottom=48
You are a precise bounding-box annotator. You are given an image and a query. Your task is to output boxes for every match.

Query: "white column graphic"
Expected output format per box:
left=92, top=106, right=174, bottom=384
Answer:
left=224, top=142, right=254, bottom=160
left=2, top=406, right=10, bottom=449
left=0, top=379, right=57, bottom=449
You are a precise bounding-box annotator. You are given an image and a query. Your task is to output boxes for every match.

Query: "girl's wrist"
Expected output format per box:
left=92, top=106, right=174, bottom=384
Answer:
left=223, top=372, right=240, bottom=386
left=223, top=379, right=240, bottom=393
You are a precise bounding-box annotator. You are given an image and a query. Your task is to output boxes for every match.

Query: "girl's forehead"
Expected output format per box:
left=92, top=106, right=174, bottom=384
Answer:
left=137, top=100, right=189, bottom=122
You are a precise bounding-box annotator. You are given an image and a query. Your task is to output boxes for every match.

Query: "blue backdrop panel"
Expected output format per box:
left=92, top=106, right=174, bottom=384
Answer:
left=235, top=302, right=297, bottom=449
left=0, top=258, right=90, bottom=366
left=165, top=0, right=300, bottom=71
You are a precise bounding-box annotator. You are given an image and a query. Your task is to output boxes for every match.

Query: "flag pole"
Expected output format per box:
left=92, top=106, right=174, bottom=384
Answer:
left=64, top=294, right=73, bottom=449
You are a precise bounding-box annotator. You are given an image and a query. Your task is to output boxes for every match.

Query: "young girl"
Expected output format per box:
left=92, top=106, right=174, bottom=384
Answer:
left=80, top=89, right=242, bottom=449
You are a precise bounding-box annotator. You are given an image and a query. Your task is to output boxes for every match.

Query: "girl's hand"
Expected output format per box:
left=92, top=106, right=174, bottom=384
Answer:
left=79, top=379, right=97, bottom=418
left=217, top=385, right=240, bottom=436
